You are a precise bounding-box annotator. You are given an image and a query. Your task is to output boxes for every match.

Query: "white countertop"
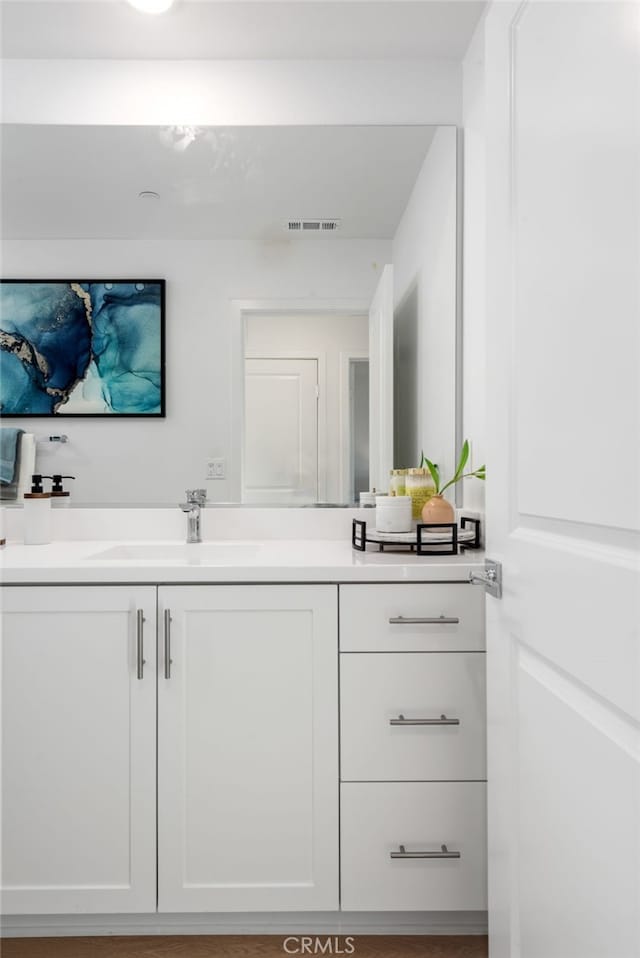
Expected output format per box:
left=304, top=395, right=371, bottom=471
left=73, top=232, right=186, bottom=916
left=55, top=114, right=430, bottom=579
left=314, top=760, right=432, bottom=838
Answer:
left=0, top=538, right=483, bottom=584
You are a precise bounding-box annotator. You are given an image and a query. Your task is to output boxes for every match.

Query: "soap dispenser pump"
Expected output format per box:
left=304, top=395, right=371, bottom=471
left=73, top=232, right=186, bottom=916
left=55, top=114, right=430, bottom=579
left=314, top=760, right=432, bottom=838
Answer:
left=23, top=475, right=53, bottom=545
left=51, top=474, right=75, bottom=508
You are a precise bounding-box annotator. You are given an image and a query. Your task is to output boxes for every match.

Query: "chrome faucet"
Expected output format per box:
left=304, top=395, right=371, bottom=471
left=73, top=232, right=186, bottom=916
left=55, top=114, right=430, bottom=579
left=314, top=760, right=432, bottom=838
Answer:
left=179, top=489, right=207, bottom=543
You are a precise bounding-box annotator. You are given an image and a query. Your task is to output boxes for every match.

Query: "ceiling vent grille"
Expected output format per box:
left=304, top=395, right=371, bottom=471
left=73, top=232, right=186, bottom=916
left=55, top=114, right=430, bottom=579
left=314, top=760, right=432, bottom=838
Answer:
left=286, top=219, right=341, bottom=233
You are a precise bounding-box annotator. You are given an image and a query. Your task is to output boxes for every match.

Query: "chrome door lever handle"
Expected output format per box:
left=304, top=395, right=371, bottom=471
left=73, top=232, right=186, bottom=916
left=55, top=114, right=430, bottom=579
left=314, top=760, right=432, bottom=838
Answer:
left=469, top=569, right=496, bottom=584
left=469, top=558, right=502, bottom=598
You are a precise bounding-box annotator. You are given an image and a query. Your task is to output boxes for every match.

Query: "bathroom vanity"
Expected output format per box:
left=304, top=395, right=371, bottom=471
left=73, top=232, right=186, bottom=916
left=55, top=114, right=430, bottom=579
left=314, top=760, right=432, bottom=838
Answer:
left=0, top=524, right=486, bottom=935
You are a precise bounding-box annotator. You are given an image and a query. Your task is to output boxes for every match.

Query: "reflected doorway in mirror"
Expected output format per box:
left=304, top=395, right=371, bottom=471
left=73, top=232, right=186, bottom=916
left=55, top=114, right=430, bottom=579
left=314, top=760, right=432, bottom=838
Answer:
left=243, top=356, right=319, bottom=504
left=233, top=299, right=377, bottom=506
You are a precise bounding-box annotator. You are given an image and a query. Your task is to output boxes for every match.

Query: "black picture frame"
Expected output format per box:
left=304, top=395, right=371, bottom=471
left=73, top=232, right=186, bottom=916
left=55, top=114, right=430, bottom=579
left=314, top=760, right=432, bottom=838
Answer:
left=0, top=279, right=166, bottom=418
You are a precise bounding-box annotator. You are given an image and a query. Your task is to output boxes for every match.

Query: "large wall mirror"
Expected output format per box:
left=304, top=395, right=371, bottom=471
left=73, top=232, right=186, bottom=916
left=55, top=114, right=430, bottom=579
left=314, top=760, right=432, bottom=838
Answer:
left=0, top=124, right=459, bottom=506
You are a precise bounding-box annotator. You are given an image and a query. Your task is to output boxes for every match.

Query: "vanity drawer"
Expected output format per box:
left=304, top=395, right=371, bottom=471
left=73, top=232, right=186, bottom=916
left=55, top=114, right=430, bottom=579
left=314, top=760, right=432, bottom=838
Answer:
left=340, top=652, right=486, bottom=782
left=340, top=782, right=487, bottom=911
left=339, top=583, right=484, bottom=652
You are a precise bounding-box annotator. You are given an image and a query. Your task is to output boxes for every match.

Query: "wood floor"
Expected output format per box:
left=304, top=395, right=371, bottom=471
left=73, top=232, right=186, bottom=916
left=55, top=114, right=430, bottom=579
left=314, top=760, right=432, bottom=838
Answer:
left=1, top=936, right=488, bottom=958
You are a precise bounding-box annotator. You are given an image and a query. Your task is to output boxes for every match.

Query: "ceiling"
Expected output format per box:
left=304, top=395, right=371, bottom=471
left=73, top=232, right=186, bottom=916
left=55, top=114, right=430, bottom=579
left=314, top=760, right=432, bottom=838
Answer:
left=1, top=124, right=440, bottom=240
left=0, top=0, right=486, bottom=60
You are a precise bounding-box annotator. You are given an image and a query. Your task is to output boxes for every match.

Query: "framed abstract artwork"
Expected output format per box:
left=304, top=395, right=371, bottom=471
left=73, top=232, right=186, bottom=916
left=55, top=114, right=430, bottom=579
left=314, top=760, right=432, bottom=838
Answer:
left=0, top=280, right=165, bottom=417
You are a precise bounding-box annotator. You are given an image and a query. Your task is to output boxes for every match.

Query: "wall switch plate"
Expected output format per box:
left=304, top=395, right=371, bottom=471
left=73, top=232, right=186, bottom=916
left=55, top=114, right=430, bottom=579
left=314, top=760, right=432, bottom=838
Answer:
left=206, top=458, right=225, bottom=480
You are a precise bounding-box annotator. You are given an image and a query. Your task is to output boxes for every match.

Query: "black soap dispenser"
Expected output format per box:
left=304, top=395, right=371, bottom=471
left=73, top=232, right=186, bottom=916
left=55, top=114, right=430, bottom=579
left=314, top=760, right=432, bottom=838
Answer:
left=51, top=475, right=76, bottom=508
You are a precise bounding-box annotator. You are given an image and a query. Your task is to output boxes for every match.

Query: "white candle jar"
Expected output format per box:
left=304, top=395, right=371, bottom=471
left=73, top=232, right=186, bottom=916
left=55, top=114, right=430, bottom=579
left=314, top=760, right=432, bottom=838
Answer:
left=375, top=495, right=412, bottom=533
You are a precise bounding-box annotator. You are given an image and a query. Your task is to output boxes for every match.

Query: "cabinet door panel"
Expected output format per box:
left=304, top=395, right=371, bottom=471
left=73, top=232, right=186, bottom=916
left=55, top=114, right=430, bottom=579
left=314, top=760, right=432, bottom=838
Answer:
left=158, top=585, right=338, bottom=912
left=1, top=586, right=156, bottom=915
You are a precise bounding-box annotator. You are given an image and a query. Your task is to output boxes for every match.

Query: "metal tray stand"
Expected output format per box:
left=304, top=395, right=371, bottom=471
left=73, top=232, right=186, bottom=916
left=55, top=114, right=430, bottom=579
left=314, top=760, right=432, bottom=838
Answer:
left=351, top=516, right=481, bottom=556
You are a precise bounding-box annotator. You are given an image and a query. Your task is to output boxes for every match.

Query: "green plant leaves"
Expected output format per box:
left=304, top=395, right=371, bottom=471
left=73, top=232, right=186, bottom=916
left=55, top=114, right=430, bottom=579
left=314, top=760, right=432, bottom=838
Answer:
left=455, top=440, right=470, bottom=478
left=423, top=457, right=441, bottom=494
left=420, top=440, right=485, bottom=496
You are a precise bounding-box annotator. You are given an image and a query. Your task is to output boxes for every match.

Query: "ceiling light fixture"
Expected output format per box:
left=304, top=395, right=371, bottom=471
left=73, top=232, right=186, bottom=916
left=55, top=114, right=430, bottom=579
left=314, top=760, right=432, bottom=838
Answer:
left=127, top=0, right=176, bottom=14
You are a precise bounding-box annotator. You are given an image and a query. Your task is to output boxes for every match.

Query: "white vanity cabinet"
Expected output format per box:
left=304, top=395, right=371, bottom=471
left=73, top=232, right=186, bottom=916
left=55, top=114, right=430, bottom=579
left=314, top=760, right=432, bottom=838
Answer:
left=339, top=583, right=487, bottom=912
left=1, top=574, right=486, bottom=925
left=0, top=586, right=157, bottom=915
left=1, top=583, right=338, bottom=918
left=156, top=585, right=339, bottom=912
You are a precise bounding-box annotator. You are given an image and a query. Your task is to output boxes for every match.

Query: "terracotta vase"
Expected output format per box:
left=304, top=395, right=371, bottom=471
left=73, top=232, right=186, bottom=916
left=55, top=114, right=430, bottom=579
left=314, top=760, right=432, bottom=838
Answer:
left=421, top=494, right=455, bottom=525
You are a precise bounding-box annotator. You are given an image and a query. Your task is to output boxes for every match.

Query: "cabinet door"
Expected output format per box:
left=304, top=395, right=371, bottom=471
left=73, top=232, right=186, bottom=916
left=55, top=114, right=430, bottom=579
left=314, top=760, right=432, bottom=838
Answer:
left=158, top=585, right=338, bottom=912
left=1, top=586, right=156, bottom=915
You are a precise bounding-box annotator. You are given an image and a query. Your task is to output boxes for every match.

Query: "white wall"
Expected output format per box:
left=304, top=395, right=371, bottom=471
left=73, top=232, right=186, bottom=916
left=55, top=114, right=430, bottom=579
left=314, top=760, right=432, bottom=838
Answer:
left=461, top=16, right=487, bottom=512
left=2, top=59, right=462, bottom=127
left=391, top=125, right=458, bottom=485
left=245, top=313, right=369, bottom=503
left=2, top=239, right=389, bottom=504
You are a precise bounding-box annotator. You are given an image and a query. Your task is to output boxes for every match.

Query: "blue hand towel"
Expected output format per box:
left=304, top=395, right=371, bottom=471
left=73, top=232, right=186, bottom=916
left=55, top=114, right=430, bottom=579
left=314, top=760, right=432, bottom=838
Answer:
left=0, top=428, right=25, bottom=485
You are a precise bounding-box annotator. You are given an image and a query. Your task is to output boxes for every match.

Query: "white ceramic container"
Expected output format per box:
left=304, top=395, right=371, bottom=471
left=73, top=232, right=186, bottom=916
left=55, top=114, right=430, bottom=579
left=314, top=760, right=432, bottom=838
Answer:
left=375, top=495, right=412, bottom=533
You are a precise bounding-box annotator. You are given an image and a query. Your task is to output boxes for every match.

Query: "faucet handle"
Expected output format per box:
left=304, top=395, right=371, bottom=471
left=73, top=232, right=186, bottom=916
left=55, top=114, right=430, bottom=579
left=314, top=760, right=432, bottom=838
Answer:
left=186, top=489, right=207, bottom=505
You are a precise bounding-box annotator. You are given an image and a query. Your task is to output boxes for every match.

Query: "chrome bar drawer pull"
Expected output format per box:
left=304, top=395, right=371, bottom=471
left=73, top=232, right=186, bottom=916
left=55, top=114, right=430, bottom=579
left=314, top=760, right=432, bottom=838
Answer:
left=164, top=609, right=173, bottom=680
left=391, top=844, right=461, bottom=860
left=388, top=615, right=460, bottom=625
left=390, top=713, right=460, bottom=727
left=136, top=609, right=146, bottom=680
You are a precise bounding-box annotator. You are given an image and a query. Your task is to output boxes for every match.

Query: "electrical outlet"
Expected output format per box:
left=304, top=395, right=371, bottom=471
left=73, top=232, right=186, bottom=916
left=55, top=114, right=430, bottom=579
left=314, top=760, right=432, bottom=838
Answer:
left=206, top=458, right=225, bottom=480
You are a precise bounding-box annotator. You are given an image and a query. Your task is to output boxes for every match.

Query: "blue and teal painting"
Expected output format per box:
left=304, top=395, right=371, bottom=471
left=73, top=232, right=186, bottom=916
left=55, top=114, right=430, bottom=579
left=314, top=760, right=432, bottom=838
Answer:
left=0, top=280, right=165, bottom=416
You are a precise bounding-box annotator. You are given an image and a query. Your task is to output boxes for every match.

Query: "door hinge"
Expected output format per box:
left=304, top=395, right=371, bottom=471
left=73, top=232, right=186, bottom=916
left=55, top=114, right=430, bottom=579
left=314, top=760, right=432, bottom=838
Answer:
left=469, top=558, right=502, bottom=599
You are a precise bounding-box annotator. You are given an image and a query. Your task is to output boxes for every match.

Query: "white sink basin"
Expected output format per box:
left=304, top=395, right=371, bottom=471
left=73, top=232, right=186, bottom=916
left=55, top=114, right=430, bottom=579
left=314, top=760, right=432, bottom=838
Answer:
left=88, top=543, right=261, bottom=563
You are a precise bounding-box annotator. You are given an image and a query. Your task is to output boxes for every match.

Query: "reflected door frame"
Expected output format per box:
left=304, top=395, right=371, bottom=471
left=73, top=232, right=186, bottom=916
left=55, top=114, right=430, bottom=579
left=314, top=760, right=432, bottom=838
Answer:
left=230, top=299, right=369, bottom=503
left=339, top=348, right=369, bottom=504
left=244, top=350, right=325, bottom=502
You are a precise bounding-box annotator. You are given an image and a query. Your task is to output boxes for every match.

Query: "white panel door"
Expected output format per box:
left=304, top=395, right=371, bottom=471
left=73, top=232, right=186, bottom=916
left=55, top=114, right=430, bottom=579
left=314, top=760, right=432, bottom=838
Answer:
left=243, top=357, right=318, bottom=503
left=1, top=586, right=156, bottom=915
left=485, top=3, right=640, bottom=957
left=157, top=585, right=338, bottom=912
left=369, top=264, right=394, bottom=492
